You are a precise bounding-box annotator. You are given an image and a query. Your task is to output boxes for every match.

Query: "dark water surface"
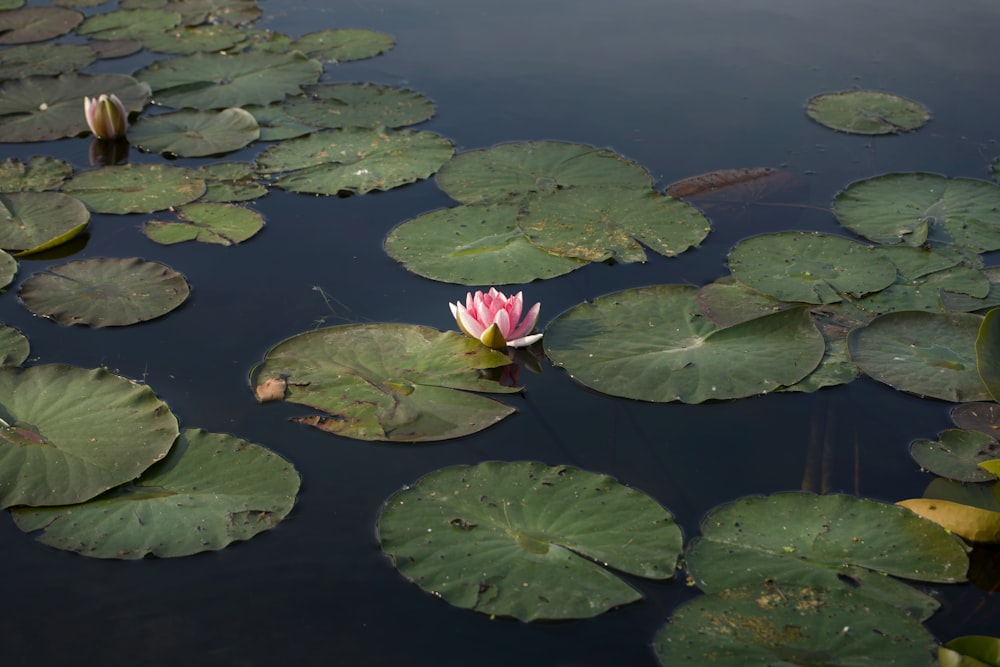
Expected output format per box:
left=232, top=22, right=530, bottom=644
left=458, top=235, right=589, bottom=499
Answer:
left=2, top=1, right=999, bottom=665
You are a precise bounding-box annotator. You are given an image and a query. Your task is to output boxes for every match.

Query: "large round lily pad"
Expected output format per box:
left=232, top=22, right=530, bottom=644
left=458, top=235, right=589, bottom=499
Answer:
left=288, top=28, right=395, bottom=63
left=282, top=83, right=434, bottom=130
left=0, top=364, right=178, bottom=508
left=728, top=232, right=898, bottom=304
left=834, top=173, right=1000, bottom=252
left=0, top=72, right=150, bottom=143
left=543, top=285, right=825, bottom=403
left=126, top=107, right=260, bottom=157
left=0, top=191, right=88, bottom=255
left=806, top=89, right=930, bottom=135
left=517, top=186, right=711, bottom=263
left=257, top=128, right=454, bottom=195
left=384, top=203, right=586, bottom=285
left=19, top=257, right=190, bottom=327
left=435, top=141, right=653, bottom=204
left=76, top=8, right=180, bottom=41
left=134, top=50, right=323, bottom=109
left=909, top=429, right=999, bottom=483
left=654, top=583, right=938, bottom=666
left=251, top=324, right=520, bottom=442
left=378, top=461, right=682, bottom=621
left=11, top=428, right=300, bottom=559
left=0, top=6, right=82, bottom=44
left=62, top=163, right=206, bottom=214
left=848, top=311, right=990, bottom=402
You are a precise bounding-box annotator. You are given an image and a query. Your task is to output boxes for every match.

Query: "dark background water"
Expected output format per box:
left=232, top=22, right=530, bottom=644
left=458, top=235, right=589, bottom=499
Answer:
left=1, top=0, right=998, bottom=665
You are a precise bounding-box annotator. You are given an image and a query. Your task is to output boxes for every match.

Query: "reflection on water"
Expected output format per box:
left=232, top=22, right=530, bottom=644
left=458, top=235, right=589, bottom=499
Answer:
left=2, top=0, right=999, bottom=664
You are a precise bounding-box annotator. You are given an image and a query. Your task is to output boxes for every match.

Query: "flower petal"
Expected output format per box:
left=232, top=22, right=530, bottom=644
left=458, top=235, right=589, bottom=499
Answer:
left=508, top=301, right=540, bottom=340
left=508, top=332, right=543, bottom=348
left=453, top=302, right=486, bottom=338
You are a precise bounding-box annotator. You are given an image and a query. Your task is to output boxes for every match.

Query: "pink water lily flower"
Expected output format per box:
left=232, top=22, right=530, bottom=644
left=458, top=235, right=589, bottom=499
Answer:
left=449, top=288, right=542, bottom=350
left=83, top=93, right=127, bottom=140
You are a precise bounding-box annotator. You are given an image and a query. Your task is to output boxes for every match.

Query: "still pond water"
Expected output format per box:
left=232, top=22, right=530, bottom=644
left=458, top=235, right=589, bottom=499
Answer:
left=2, top=0, right=999, bottom=664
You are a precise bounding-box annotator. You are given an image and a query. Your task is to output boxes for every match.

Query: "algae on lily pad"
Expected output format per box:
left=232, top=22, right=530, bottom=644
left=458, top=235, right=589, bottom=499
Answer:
left=62, top=163, right=206, bottom=214
left=435, top=140, right=653, bottom=204
left=258, top=127, right=454, bottom=195
left=127, top=107, right=260, bottom=157
left=19, top=257, right=190, bottom=327
left=144, top=202, right=263, bottom=246
left=728, top=231, right=897, bottom=304
left=848, top=311, right=990, bottom=402
left=378, top=461, right=682, bottom=621
left=11, top=428, right=300, bottom=559
left=288, top=28, right=395, bottom=62
left=909, top=429, right=999, bottom=483
left=517, top=186, right=711, bottom=263
left=544, top=285, right=825, bottom=403
left=0, top=191, right=88, bottom=255
left=807, top=89, right=930, bottom=135
left=834, top=173, right=1000, bottom=252
left=134, top=50, right=323, bottom=109
left=384, top=203, right=586, bottom=285
left=654, top=583, right=938, bottom=667
left=0, top=364, right=178, bottom=508
left=0, top=72, right=150, bottom=143
left=281, top=83, right=434, bottom=130
left=0, top=324, right=29, bottom=366
left=251, top=323, right=520, bottom=442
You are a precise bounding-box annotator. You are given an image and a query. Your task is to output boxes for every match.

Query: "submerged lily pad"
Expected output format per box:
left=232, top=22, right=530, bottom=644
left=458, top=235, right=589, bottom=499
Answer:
left=435, top=141, right=653, bottom=204
left=378, top=461, right=682, bottom=621
left=848, top=311, right=990, bottom=402
left=543, top=285, right=825, bottom=403
left=807, top=89, right=930, bottom=135
left=134, top=50, right=323, bottom=109
left=0, top=72, right=150, bottom=143
left=11, top=428, right=300, bottom=559
left=910, top=429, right=999, bottom=482
left=62, top=163, right=206, bottom=214
left=282, top=83, right=434, bottom=130
left=0, top=364, right=178, bottom=508
left=834, top=173, right=1000, bottom=252
left=251, top=324, right=519, bottom=442
left=258, top=128, right=454, bottom=195
left=0, top=324, right=28, bottom=366
left=951, top=402, right=1000, bottom=439
left=288, top=28, right=395, bottom=62
left=19, top=257, right=190, bottom=327
left=127, top=107, right=260, bottom=157
left=384, top=203, right=586, bottom=285
left=517, top=186, right=711, bottom=263
left=0, top=191, right=88, bottom=255
left=654, top=583, right=937, bottom=667
left=728, top=232, right=898, bottom=304
left=144, top=202, right=263, bottom=246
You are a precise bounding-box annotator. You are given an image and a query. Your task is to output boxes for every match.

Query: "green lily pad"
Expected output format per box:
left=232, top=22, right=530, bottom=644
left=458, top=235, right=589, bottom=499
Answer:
left=384, top=203, right=586, bottom=285
left=0, top=43, right=95, bottom=79
left=683, top=492, right=967, bottom=622
left=0, top=156, right=73, bottom=192
left=19, top=257, right=190, bottom=327
left=141, top=22, right=247, bottom=54
left=245, top=103, right=317, bottom=141
left=517, top=186, right=711, bottom=263
left=258, top=128, right=454, bottom=195
left=436, top=140, right=653, bottom=204
left=76, top=8, right=181, bottom=41
left=696, top=277, right=792, bottom=328
left=134, top=50, right=323, bottom=109
left=144, top=202, right=263, bottom=245
left=0, top=364, right=178, bottom=508
left=62, top=163, right=206, bottom=214
left=191, top=162, right=268, bottom=202
left=728, top=232, right=898, bottom=304
left=944, top=267, right=1000, bottom=313
left=654, top=583, right=937, bottom=667
left=378, top=461, right=682, bottom=621
left=848, top=311, right=990, bottom=402
left=910, top=429, right=999, bottom=482
left=0, top=191, right=88, bottom=255
left=807, top=89, right=930, bottom=135
left=855, top=264, right=991, bottom=315
left=11, top=428, right=300, bottom=559
left=282, top=83, right=434, bottom=130
left=942, top=636, right=1000, bottom=667
left=977, top=309, right=1000, bottom=402
left=0, top=249, right=14, bottom=291
left=288, top=28, right=394, bottom=62
left=251, top=324, right=520, bottom=442
left=0, top=324, right=28, bottom=366
left=543, top=285, right=825, bottom=403
left=0, top=72, right=150, bottom=143
left=834, top=173, right=1000, bottom=252
left=135, top=0, right=260, bottom=26
left=0, top=6, right=82, bottom=44
left=127, top=107, right=260, bottom=157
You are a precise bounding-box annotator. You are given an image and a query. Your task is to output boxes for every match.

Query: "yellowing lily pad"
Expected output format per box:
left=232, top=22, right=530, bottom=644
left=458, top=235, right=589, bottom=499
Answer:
left=378, top=461, right=682, bottom=621
left=0, top=191, right=88, bottom=255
